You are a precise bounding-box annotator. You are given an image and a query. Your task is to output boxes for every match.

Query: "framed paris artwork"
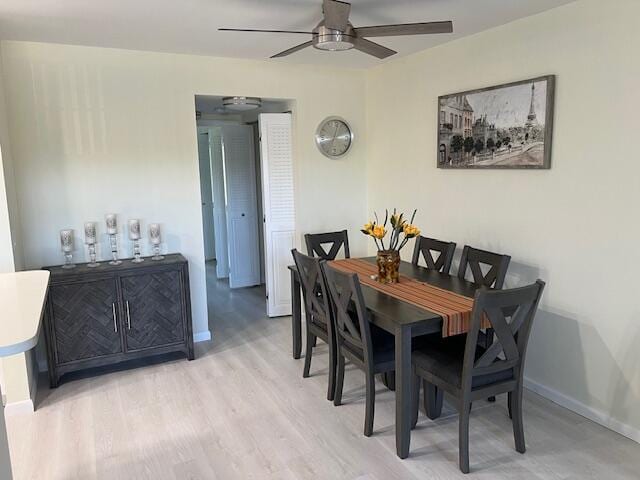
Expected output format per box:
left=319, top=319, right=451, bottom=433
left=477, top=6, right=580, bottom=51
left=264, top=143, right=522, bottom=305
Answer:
left=437, top=75, right=555, bottom=169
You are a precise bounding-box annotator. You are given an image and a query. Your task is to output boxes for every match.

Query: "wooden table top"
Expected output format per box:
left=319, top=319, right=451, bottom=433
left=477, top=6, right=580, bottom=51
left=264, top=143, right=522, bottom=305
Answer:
left=289, top=257, right=481, bottom=335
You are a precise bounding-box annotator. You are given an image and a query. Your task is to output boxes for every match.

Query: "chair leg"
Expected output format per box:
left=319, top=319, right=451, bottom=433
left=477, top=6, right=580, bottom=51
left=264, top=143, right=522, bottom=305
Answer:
left=411, top=374, right=420, bottom=429
left=364, top=373, right=376, bottom=437
left=484, top=330, right=496, bottom=404
left=507, top=391, right=513, bottom=419
left=333, top=354, right=345, bottom=406
left=382, top=371, right=396, bottom=391
left=327, top=336, right=337, bottom=402
left=459, top=402, right=471, bottom=474
left=302, top=333, right=315, bottom=378
left=424, top=380, right=444, bottom=420
left=510, top=387, right=526, bottom=453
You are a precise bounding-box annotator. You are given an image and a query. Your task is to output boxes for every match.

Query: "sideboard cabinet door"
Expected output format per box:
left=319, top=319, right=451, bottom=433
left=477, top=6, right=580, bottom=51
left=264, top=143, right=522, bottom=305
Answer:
left=49, top=279, right=123, bottom=364
left=121, top=270, right=185, bottom=351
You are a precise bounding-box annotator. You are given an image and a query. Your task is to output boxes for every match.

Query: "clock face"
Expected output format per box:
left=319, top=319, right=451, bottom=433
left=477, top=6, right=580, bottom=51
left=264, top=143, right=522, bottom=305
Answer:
left=315, top=117, right=353, bottom=158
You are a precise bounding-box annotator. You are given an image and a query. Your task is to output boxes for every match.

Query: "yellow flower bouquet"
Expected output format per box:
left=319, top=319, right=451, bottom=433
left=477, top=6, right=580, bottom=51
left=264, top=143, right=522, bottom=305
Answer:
left=361, top=209, right=421, bottom=283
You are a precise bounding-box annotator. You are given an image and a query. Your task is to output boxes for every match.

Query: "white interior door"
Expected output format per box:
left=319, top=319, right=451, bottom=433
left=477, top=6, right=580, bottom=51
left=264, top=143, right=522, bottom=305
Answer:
left=259, top=113, right=295, bottom=317
left=197, top=128, right=216, bottom=261
left=222, top=125, right=261, bottom=289
left=209, top=128, right=229, bottom=279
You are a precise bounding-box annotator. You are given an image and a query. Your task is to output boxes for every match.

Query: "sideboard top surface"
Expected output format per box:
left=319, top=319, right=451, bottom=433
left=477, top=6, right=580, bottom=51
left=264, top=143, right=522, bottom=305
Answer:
left=43, top=253, right=187, bottom=279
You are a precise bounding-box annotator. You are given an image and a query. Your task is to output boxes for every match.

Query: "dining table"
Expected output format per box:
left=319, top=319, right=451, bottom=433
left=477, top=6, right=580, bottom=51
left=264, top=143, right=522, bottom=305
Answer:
left=288, top=256, right=482, bottom=459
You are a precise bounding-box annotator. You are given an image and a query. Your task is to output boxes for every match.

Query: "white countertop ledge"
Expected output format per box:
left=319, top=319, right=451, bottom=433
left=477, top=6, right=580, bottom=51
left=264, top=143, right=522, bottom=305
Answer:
left=0, top=271, right=50, bottom=357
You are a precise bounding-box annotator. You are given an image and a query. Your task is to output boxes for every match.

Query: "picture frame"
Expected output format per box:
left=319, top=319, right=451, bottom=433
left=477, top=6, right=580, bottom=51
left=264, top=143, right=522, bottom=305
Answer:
left=437, top=75, right=555, bottom=169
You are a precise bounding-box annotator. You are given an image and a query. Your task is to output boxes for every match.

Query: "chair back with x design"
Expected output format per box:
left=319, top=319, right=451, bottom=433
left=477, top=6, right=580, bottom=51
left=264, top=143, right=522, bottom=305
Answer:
left=322, top=263, right=373, bottom=368
left=461, top=280, right=545, bottom=392
left=411, top=236, right=457, bottom=273
left=305, top=230, right=350, bottom=260
left=292, top=249, right=332, bottom=331
left=457, top=245, right=511, bottom=289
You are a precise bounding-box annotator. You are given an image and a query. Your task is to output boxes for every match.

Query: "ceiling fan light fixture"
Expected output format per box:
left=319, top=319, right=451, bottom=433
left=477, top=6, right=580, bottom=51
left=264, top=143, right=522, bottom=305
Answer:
left=313, top=24, right=354, bottom=51
left=222, top=96, right=262, bottom=111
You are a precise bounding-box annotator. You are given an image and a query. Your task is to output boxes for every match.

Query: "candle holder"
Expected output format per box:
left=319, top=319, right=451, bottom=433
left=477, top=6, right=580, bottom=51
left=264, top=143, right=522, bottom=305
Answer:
left=132, top=239, right=144, bottom=263
left=86, top=244, right=99, bottom=267
left=149, top=223, right=164, bottom=261
left=60, top=229, right=76, bottom=269
left=84, top=222, right=100, bottom=268
left=106, top=214, right=122, bottom=265
left=108, top=234, right=122, bottom=265
left=129, top=219, right=144, bottom=263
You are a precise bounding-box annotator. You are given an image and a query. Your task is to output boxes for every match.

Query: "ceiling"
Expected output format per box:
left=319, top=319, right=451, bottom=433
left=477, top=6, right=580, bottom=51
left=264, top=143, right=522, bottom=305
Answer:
left=0, top=0, right=575, bottom=69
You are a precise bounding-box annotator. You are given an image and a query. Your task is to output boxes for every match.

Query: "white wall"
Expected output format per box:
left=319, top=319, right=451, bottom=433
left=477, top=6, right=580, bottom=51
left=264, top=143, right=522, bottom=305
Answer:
left=366, top=0, right=640, bottom=440
left=0, top=41, right=369, bottom=341
left=0, top=48, right=17, bottom=273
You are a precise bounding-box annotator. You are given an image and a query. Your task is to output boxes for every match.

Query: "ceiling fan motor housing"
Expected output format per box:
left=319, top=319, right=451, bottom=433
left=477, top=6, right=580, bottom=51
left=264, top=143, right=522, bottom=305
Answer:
left=312, top=22, right=355, bottom=51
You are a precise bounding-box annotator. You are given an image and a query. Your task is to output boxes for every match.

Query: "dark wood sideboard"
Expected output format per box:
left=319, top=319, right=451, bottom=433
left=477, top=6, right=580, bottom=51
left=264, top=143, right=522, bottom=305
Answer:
left=43, top=253, right=194, bottom=387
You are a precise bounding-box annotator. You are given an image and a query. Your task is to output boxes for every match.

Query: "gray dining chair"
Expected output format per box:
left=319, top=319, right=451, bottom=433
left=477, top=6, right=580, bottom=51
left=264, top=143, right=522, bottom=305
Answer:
left=457, top=245, right=511, bottom=404
left=322, top=262, right=395, bottom=437
left=411, top=236, right=457, bottom=273
left=411, top=280, right=545, bottom=473
left=457, top=245, right=511, bottom=290
left=291, top=249, right=337, bottom=401
left=305, top=230, right=350, bottom=260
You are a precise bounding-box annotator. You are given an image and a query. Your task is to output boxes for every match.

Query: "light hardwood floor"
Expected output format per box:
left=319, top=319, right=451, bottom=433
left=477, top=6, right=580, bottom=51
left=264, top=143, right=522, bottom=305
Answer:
left=6, top=262, right=640, bottom=479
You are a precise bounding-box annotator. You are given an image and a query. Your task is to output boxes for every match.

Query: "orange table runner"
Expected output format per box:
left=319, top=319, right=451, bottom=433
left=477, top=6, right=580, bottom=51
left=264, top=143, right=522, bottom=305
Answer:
left=329, top=258, right=489, bottom=337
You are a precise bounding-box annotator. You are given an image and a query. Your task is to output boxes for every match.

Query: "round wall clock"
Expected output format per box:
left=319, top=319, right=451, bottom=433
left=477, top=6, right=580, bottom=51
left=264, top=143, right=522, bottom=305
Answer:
left=315, top=116, right=354, bottom=159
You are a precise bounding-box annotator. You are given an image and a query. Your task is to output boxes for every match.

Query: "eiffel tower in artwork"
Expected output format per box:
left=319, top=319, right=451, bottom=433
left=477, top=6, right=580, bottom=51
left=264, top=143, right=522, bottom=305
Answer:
left=525, top=83, right=537, bottom=128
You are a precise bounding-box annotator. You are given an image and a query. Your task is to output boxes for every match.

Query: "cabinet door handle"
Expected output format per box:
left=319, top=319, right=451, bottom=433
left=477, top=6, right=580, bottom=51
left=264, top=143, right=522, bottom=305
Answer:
left=125, top=300, right=131, bottom=330
left=112, top=303, right=118, bottom=333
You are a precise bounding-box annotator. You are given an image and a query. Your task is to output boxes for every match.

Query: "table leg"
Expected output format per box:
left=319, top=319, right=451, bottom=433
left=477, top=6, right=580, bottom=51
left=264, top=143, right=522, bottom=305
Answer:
left=290, top=269, right=302, bottom=360
left=395, top=325, right=412, bottom=459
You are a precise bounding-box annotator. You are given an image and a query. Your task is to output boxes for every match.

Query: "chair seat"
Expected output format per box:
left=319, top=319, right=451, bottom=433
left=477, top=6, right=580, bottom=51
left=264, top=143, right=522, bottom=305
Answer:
left=342, top=323, right=395, bottom=372
left=412, top=335, right=513, bottom=389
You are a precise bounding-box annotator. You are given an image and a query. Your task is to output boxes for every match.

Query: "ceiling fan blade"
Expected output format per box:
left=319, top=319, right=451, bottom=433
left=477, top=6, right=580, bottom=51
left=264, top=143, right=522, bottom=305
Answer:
left=352, top=37, right=396, bottom=59
left=271, top=40, right=314, bottom=58
left=219, top=28, right=314, bottom=35
left=354, top=21, right=453, bottom=37
left=323, top=0, right=351, bottom=31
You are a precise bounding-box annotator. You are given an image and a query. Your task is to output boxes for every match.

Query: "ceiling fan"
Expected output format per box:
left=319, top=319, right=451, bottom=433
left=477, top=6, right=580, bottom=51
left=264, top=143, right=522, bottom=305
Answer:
left=219, top=0, right=453, bottom=59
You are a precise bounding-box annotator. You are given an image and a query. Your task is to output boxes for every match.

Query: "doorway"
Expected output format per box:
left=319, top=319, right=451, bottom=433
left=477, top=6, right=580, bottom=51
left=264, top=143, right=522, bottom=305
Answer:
left=195, top=95, right=295, bottom=328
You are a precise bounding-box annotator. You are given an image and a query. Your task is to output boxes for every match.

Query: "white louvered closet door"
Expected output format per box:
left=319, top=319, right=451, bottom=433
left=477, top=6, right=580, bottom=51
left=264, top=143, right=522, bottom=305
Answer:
left=209, top=128, right=230, bottom=279
left=259, top=113, right=295, bottom=317
left=221, top=125, right=261, bottom=289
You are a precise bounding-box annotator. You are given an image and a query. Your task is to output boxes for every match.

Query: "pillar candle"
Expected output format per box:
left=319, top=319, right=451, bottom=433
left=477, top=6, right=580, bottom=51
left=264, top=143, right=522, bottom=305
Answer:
left=105, top=214, right=118, bottom=235
left=60, top=229, right=74, bottom=253
left=128, top=219, right=141, bottom=240
left=149, top=223, right=161, bottom=245
left=84, top=222, right=97, bottom=245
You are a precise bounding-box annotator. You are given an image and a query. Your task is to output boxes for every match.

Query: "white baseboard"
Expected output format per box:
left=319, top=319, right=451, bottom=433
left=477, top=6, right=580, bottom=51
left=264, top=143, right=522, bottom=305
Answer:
left=4, top=399, right=34, bottom=416
left=193, top=330, right=212, bottom=343
left=524, top=376, right=640, bottom=444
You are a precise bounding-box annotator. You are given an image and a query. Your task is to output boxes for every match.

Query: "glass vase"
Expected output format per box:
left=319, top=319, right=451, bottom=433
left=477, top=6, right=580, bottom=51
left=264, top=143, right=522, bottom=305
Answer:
left=376, top=250, right=400, bottom=284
